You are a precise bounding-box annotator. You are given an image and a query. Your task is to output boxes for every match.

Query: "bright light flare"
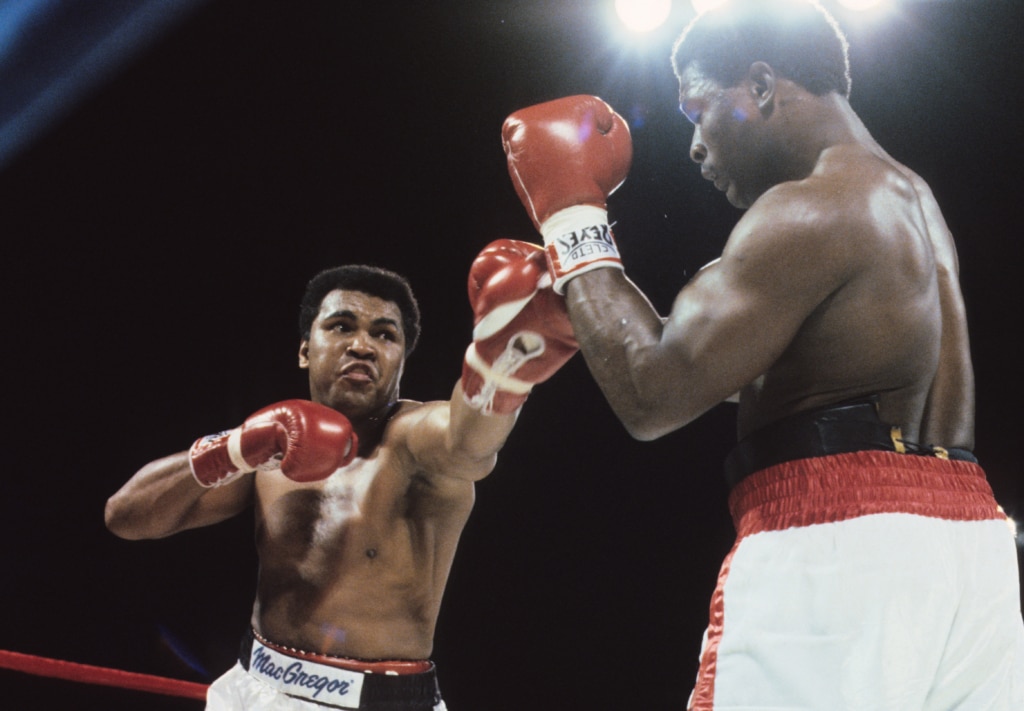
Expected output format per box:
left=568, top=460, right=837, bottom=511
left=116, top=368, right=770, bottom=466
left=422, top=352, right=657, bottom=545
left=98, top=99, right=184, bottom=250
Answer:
left=837, top=0, right=888, bottom=10
left=998, top=505, right=1023, bottom=545
left=691, top=0, right=891, bottom=16
left=691, top=0, right=729, bottom=14
left=1009, top=515, right=1022, bottom=545
left=615, top=0, right=672, bottom=33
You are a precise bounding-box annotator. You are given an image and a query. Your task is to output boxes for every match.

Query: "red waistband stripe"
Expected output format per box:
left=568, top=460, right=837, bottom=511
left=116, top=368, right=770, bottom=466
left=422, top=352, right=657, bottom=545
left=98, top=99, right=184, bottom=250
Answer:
left=252, top=631, right=434, bottom=676
left=728, top=451, right=1003, bottom=538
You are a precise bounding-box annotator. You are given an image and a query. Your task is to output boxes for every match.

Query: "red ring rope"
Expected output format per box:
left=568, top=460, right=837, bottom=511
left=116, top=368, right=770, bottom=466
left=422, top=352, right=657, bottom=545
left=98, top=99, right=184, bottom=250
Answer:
left=0, top=649, right=209, bottom=701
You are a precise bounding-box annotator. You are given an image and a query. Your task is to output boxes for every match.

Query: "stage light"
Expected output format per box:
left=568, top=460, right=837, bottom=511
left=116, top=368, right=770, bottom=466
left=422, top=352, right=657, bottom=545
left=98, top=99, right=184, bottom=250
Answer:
left=615, top=0, right=673, bottom=33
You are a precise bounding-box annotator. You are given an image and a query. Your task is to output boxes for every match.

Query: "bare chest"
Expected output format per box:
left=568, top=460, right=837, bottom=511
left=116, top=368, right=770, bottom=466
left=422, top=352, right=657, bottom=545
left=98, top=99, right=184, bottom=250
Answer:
left=255, top=455, right=409, bottom=557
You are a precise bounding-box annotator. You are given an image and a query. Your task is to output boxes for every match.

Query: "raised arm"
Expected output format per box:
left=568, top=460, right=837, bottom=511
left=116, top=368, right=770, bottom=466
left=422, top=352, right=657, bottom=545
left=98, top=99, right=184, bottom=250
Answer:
left=560, top=217, right=817, bottom=440
left=500, top=94, right=743, bottom=439
left=501, top=95, right=841, bottom=440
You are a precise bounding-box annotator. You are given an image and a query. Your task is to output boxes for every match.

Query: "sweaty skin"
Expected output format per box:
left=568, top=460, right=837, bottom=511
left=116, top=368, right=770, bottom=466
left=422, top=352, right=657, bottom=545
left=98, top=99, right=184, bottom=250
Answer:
left=106, top=290, right=517, bottom=660
left=563, top=63, right=973, bottom=450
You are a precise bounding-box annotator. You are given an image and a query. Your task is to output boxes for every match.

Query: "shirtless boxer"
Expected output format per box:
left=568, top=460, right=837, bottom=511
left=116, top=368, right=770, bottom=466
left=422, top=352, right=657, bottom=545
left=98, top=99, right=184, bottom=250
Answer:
left=500, top=1, right=1023, bottom=708
left=104, top=242, right=577, bottom=710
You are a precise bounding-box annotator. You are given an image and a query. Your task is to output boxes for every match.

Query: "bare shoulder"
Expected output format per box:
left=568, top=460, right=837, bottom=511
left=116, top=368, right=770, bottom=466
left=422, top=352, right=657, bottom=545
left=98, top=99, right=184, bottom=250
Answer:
left=747, top=148, right=916, bottom=248
left=376, top=398, right=435, bottom=454
left=721, top=164, right=874, bottom=295
left=378, top=399, right=477, bottom=504
left=882, top=155, right=960, bottom=272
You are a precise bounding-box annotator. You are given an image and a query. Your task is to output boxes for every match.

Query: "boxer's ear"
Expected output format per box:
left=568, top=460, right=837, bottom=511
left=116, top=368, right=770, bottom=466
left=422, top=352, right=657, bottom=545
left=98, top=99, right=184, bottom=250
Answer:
left=748, top=61, right=775, bottom=112
left=298, top=340, right=310, bottom=368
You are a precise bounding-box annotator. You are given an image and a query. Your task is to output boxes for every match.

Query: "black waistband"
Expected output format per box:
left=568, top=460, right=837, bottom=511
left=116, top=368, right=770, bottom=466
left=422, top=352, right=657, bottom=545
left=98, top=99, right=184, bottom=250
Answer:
left=239, top=628, right=442, bottom=710
left=723, top=396, right=977, bottom=488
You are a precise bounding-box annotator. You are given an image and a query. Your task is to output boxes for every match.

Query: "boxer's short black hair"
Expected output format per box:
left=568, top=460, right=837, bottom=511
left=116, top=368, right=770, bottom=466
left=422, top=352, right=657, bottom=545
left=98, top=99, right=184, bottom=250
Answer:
left=671, top=0, right=851, bottom=98
left=299, top=265, right=421, bottom=356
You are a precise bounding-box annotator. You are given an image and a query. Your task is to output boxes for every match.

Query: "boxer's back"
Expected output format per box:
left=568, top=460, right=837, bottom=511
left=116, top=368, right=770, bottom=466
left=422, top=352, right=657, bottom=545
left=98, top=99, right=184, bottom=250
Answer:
left=737, top=144, right=966, bottom=448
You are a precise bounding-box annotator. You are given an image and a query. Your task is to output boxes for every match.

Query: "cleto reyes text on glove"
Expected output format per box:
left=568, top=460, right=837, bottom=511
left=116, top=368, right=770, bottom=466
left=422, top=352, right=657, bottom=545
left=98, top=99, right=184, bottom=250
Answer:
left=502, top=94, right=633, bottom=293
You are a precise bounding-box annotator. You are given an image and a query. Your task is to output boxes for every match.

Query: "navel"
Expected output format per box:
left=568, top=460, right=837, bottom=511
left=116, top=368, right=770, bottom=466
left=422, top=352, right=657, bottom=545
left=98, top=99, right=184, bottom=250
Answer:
left=365, top=548, right=378, bottom=559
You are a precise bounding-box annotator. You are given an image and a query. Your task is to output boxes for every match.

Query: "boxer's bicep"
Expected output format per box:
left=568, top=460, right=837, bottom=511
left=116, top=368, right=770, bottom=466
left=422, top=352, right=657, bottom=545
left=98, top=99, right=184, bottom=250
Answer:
left=648, top=211, right=847, bottom=429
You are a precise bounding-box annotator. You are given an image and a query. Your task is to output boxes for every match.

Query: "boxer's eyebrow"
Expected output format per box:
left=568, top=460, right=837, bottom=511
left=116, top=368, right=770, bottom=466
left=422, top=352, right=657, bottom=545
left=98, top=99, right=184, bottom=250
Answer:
left=323, top=310, right=400, bottom=330
left=680, top=98, right=701, bottom=125
left=370, top=317, right=401, bottom=331
left=321, top=309, right=356, bottom=324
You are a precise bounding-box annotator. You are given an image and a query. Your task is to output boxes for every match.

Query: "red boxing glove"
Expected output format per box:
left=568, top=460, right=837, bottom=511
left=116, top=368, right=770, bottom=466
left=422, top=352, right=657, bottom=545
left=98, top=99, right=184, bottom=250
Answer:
left=189, top=399, right=358, bottom=487
left=461, top=239, right=579, bottom=414
left=502, top=95, right=633, bottom=293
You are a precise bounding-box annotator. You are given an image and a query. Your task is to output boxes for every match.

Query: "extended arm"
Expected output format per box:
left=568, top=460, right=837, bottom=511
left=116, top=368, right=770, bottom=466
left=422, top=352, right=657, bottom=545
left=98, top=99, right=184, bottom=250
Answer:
left=403, top=383, right=520, bottom=483
left=407, top=239, right=579, bottom=481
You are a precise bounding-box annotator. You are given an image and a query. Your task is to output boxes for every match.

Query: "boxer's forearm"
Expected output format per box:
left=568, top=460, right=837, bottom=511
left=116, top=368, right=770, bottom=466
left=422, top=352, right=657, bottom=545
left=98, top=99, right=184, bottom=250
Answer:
left=448, top=381, right=518, bottom=461
left=105, top=452, right=246, bottom=539
left=563, top=268, right=676, bottom=440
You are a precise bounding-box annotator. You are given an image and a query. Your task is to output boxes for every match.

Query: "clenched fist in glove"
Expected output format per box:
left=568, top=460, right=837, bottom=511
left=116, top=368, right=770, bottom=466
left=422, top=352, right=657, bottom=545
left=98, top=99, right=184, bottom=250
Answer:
left=461, top=239, right=579, bottom=414
left=189, top=399, right=358, bottom=487
left=502, top=94, right=632, bottom=293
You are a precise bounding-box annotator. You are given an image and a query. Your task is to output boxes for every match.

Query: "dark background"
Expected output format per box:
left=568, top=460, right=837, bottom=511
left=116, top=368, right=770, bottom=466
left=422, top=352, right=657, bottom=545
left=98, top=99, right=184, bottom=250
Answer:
left=1, top=1, right=1021, bottom=709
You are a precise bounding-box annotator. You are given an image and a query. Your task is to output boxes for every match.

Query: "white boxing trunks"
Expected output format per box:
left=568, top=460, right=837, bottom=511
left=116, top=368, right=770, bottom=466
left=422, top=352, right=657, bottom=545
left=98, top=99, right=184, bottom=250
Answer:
left=205, top=629, right=447, bottom=711
left=688, top=450, right=1024, bottom=711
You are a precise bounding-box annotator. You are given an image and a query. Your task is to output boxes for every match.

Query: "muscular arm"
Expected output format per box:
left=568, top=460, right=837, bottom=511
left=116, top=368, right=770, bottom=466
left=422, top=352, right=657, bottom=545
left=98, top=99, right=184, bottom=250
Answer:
left=564, top=195, right=845, bottom=440
left=404, top=382, right=518, bottom=483
left=104, top=452, right=254, bottom=540
left=406, top=238, right=574, bottom=481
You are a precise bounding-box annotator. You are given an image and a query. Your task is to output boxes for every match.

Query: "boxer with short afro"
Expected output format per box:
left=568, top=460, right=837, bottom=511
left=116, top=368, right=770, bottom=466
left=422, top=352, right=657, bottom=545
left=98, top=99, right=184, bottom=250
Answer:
left=500, top=0, right=1023, bottom=708
left=106, top=248, right=577, bottom=710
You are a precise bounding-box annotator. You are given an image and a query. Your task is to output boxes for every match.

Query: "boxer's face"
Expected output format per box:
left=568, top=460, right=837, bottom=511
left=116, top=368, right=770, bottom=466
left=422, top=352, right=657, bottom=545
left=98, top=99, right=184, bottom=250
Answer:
left=299, top=289, right=406, bottom=419
left=678, top=64, right=772, bottom=209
